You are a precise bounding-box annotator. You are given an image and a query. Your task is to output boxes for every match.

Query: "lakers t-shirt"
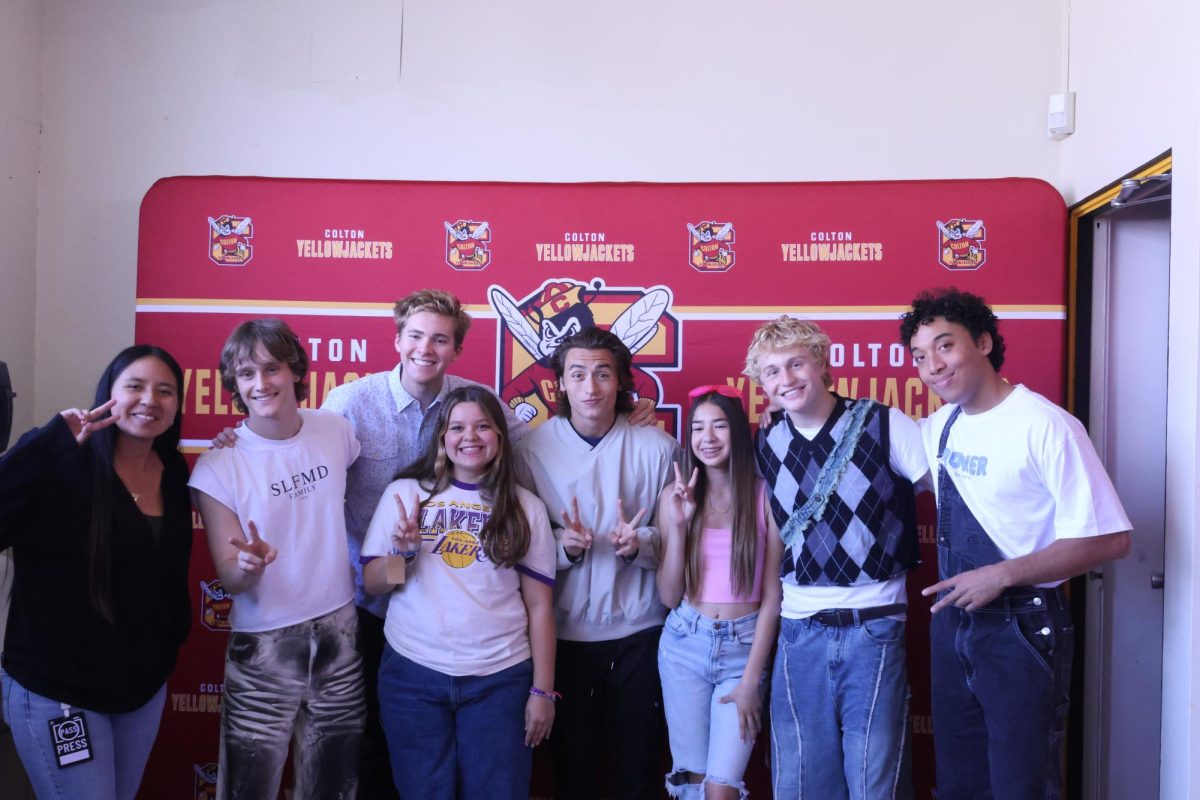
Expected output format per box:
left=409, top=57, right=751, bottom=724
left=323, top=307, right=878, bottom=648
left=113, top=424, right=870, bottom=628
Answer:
left=362, top=478, right=555, bottom=676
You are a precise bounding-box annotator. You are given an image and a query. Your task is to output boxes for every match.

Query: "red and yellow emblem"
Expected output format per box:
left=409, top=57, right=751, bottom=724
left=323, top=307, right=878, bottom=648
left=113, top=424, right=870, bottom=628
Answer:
left=488, top=277, right=682, bottom=432
left=207, top=214, right=253, bottom=266
left=200, top=579, right=233, bottom=632
left=444, top=219, right=492, bottom=270
left=937, top=218, right=986, bottom=270
left=687, top=220, right=736, bottom=272
left=193, top=762, right=218, bottom=800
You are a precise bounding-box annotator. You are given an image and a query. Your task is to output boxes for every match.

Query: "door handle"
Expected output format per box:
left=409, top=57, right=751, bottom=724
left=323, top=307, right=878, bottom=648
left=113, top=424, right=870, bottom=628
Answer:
left=1151, top=572, right=1165, bottom=589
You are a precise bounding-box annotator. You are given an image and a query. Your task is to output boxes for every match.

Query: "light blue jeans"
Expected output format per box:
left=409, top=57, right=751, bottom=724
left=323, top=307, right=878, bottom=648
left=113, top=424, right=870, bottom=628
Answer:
left=657, top=601, right=764, bottom=800
left=770, top=615, right=911, bottom=800
left=1, top=671, right=166, bottom=800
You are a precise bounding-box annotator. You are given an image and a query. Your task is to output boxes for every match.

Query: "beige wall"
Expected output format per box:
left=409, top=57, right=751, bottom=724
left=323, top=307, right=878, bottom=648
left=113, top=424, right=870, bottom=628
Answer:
left=1061, top=2, right=1200, bottom=795
left=0, top=0, right=41, bottom=705
left=0, top=0, right=41, bottom=438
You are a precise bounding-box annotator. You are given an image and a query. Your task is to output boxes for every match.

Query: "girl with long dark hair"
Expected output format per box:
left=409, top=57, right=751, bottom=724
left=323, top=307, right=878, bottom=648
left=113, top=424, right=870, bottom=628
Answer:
left=0, top=345, right=192, bottom=800
left=656, top=386, right=783, bottom=800
left=362, top=385, right=556, bottom=800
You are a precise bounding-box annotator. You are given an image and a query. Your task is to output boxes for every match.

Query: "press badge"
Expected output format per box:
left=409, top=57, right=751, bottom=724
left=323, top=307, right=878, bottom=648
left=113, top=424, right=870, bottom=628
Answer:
left=385, top=553, right=408, bottom=585
left=48, top=707, right=93, bottom=768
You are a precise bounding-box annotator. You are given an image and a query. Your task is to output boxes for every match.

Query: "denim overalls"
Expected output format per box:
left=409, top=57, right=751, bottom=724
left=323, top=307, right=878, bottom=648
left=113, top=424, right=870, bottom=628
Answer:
left=930, top=407, right=1073, bottom=800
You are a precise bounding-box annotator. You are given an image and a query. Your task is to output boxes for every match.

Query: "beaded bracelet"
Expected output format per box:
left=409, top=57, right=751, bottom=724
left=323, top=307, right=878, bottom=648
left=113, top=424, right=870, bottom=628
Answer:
left=529, top=686, right=562, bottom=702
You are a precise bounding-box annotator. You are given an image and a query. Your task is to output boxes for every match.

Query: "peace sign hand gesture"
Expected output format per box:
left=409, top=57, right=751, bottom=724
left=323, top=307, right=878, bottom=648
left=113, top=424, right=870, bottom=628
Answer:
left=611, top=498, right=647, bottom=559
left=392, top=493, right=424, bottom=554
left=560, top=497, right=594, bottom=559
left=59, top=399, right=118, bottom=445
left=663, top=462, right=699, bottom=528
left=229, top=520, right=278, bottom=574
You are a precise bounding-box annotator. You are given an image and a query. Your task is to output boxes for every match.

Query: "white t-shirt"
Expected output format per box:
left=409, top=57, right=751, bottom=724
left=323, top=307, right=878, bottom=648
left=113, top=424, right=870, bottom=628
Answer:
left=363, top=479, right=556, bottom=677
left=189, top=409, right=360, bottom=632
left=782, top=407, right=930, bottom=619
left=921, top=385, right=1132, bottom=578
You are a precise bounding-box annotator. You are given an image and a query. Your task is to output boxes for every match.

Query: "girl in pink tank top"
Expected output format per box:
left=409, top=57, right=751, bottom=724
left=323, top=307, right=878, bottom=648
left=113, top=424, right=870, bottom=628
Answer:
left=656, top=386, right=783, bottom=800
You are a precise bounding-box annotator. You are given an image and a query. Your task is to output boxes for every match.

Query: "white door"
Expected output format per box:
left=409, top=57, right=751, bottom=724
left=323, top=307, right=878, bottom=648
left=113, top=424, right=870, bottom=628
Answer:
left=1082, top=199, right=1169, bottom=799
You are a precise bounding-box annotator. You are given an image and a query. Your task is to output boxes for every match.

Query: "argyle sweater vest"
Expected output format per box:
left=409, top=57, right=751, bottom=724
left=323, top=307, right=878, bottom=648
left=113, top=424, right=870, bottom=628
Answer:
left=756, top=396, right=918, bottom=587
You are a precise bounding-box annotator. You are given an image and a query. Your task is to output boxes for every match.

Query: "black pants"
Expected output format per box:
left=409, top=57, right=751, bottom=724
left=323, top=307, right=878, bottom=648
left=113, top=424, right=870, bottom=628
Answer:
left=553, top=627, right=665, bottom=800
left=356, top=607, right=400, bottom=800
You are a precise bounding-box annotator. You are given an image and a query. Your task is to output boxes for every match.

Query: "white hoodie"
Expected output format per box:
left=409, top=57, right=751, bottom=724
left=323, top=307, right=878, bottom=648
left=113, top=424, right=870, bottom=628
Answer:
left=514, top=414, right=680, bottom=642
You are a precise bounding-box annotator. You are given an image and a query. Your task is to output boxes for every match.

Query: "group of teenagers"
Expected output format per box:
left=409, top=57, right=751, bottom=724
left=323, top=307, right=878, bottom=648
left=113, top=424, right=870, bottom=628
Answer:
left=0, top=285, right=1131, bottom=800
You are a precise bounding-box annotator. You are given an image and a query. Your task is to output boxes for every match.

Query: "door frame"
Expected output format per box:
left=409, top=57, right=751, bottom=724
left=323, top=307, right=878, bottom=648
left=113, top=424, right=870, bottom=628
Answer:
left=1066, top=150, right=1171, bottom=798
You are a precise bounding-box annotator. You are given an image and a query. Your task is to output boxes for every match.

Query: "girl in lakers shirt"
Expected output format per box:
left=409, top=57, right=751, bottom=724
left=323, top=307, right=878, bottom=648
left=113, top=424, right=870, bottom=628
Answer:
left=362, top=385, right=556, bottom=800
left=655, top=386, right=783, bottom=800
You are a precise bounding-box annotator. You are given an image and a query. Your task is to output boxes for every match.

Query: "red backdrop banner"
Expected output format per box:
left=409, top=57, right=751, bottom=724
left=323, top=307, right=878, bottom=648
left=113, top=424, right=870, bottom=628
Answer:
left=134, top=176, right=1066, bottom=799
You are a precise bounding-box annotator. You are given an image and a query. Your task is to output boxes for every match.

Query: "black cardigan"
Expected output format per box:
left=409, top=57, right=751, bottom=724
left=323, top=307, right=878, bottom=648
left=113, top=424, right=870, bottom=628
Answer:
left=0, top=415, right=192, bottom=713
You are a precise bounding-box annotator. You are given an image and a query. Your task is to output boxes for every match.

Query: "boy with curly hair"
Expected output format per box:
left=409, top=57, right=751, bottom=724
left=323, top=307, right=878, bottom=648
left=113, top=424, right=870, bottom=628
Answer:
left=900, top=287, right=1131, bottom=799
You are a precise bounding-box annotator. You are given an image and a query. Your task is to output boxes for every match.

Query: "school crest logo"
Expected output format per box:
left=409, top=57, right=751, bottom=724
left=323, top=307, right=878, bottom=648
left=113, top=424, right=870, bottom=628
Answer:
left=488, top=278, right=682, bottom=433
left=199, top=579, right=233, bottom=632
left=687, top=220, right=736, bottom=272
left=193, top=762, right=218, bottom=800
left=207, top=214, right=253, bottom=266
left=444, top=219, right=491, bottom=270
left=936, top=218, right=987, bottom=270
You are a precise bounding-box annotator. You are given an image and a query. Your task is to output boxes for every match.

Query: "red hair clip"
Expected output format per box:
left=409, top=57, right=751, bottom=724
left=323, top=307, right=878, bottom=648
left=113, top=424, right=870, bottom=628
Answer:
left=687, top=384, right=744, bottom=403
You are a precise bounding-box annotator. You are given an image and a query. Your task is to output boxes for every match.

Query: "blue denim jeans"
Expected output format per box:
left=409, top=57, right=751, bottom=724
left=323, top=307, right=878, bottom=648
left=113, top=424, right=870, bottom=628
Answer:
left=1, top=671, right=166, bottom=800
left=930, top=405, right=1075, bottom=800
left=657, top=601, right=764, bottom=800
left=770, top=615, right=911, bottom=800
left=378, top=645, right=533, bottom=800
left=220, top=602, right=364, bottom=800
left=929, top=586, right=1073, bottom=800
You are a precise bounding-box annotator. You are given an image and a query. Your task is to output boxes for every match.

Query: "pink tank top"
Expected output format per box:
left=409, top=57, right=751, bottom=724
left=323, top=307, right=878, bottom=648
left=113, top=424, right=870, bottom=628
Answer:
left=691, top=481, right=768, bottom=604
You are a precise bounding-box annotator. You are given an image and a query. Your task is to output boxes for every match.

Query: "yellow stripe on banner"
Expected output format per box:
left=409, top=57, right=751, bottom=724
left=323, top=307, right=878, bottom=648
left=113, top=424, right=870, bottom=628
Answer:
left=671, top=305, right=1065, bottom=321
left=671, top=304, right=1066, bottom=313
left=672, top=305, right=908, bottom=313
left=139, top=299, right=1064, bottom=320
left=135, top=298, right=497, bottom=316
left=137, top=298, right=390, bottom=310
